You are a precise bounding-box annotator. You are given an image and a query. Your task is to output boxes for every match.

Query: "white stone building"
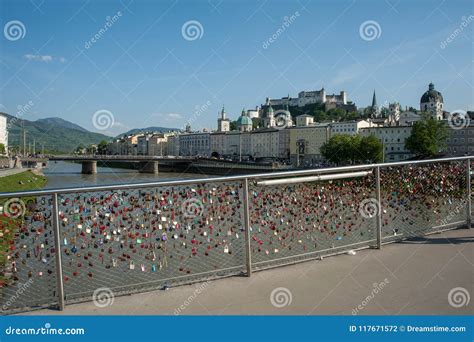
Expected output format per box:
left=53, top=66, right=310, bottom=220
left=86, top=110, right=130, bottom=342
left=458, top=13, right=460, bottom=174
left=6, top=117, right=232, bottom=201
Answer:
left=137, top=134, right=151, bottom=155
left=167, top=134, right=180, bottom=156
left=296, top=114, right=314, bottom=127
left=329, top=120, right=373, bottom=136
left=359, top=126, right=414, bottom=162
left=148, top=133, right=168, bottom=156
left=217, top=106, right=230, bottom=132
left=420, top=83, right=444, bottom=120
left=0, top=113, right=8, bottom=155
left=250, top=128, right=280, bottom=160
left=398, top=111, right=421, bottom=126
left=179, top=132, right=210, bottom=157
left=265, top=88, right=347, bottom=108
left=445, top=112, right=474, bottom=156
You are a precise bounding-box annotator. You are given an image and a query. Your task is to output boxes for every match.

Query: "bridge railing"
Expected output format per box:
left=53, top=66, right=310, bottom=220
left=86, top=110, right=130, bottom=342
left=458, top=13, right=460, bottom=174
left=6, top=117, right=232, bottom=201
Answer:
left=0, top=156, right=472, bottom=313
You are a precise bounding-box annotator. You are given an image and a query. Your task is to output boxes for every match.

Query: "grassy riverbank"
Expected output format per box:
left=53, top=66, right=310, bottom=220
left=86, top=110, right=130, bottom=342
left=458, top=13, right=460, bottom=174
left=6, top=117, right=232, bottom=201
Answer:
left=1, top=170, right=47, bottom=287
left=0, top=170, right=47, bottom=193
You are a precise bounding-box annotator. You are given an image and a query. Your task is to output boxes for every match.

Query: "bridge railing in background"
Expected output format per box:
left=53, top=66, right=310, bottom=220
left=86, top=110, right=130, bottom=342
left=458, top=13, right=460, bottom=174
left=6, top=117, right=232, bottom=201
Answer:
left=0, top=156, right=472, bottom=313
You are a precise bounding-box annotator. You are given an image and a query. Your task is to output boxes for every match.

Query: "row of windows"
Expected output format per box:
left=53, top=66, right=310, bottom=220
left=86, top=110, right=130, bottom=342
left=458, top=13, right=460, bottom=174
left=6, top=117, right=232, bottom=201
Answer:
left=451, top=130, right=474, bottom=135
left=332, top=128, right=355, bottom=132
left=449, top=138, right=474, bottom=143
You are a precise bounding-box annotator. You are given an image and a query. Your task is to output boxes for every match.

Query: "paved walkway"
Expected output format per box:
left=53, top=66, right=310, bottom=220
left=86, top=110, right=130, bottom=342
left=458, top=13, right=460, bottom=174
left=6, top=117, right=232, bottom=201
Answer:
left=0, top=168, right=23, bottom=178
left=24, top=229, right=473, bottom=315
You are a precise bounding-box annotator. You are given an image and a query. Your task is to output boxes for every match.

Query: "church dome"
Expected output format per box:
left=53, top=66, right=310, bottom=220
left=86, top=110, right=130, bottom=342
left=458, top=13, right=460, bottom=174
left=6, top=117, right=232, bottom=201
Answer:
left=420, top=82, right=443, bottom=103
left=237, top=115, right=253, bottom=126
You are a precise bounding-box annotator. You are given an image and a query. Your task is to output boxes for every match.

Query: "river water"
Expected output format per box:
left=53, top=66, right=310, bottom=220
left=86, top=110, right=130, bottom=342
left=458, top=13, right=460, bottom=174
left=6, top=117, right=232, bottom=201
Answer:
left=42, top=161, right=209, bottom=189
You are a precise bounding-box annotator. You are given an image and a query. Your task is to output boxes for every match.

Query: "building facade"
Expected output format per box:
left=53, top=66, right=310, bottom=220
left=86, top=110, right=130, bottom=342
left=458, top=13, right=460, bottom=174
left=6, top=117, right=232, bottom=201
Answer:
left=0, top=113, right=8, bottom=155
left=179, top=132, right=211, bottom=157
left=445, top=113, right=474, bottom=156
left=217, top=106, right=230, bottom=132
left=265, top=88, right=347, bottom=108
left=329, top=120, right=372, bottom=136
left=420, top=82, right=444, bottom=120
left=359, top=126, right=413, bottom=162
left=167, top=134, right=180, bottom=156
left=148, top=133, right=168, bottom=156
left=289, top=124, right=330, bottom=166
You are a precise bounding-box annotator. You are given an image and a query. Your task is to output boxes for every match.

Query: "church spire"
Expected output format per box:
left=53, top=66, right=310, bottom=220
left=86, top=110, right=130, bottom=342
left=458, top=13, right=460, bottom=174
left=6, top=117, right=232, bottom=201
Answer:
left=220, top=105, right=226, bottom=119
left=371, top=90, right=377, bottom=108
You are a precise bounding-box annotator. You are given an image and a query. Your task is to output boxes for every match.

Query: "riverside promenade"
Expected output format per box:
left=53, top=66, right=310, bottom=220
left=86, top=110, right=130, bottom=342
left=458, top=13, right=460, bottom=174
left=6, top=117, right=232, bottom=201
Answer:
left=22, top=228, right=473, bottom=316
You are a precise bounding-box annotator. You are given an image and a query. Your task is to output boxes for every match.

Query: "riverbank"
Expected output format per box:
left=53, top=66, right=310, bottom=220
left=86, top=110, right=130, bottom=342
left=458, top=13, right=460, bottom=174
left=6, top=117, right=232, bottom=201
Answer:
left=0, top=170, right=47, bottom=193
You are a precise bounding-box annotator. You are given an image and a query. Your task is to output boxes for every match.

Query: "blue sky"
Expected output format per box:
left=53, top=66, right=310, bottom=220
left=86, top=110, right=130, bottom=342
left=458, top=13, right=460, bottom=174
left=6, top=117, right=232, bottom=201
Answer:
left=0, top=0, right=473, bottom=136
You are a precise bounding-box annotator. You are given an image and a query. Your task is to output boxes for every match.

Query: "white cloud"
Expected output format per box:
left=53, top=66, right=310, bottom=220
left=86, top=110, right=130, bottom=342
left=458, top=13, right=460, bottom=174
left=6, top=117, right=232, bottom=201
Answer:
left=151, top=112, right=184, bottom=122
left=166, top=113, right=183, bottom=120
left=23, top=54, right=66, bottom=63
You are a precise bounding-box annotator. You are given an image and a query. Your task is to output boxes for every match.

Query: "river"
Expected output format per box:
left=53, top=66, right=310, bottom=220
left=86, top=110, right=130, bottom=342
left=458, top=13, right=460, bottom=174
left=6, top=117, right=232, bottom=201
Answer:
left=42, top=161, right=209, bottom=189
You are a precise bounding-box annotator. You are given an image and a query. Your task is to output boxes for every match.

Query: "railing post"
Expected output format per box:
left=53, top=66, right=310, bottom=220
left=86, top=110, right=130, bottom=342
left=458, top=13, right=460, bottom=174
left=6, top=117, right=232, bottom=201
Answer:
left=242, top=178, right=252, bottom=276
left=52, top=193, right=65, bottom=310
left=467, top=158, right=472, bottom=229
left=375, top=166, right=382, bottom=249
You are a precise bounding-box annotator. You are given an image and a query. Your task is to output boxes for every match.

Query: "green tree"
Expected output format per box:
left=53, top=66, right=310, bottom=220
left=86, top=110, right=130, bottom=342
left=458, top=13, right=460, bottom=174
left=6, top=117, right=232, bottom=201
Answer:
left=0, top=143, right=5, bottom=155
left=252, top=117, right=263, bottom=129
left=230, top=120, right=238, bottom=131
left=312, top=110, right=328, bottom=122
left=405, top=115, right=449, bottom=157
left=97, top=140, right=108, bottom=155
left=357, top=135, right=383, bottom=163
left=321, top=134, right=355, bottom=165
left=321, top=134, right=382, bottom=165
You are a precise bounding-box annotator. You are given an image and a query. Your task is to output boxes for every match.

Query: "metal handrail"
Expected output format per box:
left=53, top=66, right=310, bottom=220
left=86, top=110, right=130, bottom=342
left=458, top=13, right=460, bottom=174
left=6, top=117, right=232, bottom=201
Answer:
left=1, top=155, right=471, bottom=313
left=0, top=155, right=471, bottom=198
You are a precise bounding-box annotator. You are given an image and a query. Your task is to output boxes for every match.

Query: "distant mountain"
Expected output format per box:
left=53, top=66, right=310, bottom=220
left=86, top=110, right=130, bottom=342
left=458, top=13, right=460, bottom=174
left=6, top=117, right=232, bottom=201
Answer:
left=118, top=126, right=180, bottom=137
left=36, top=117, right=88, bottom=132
left=1, top=113, right=110, bottom=154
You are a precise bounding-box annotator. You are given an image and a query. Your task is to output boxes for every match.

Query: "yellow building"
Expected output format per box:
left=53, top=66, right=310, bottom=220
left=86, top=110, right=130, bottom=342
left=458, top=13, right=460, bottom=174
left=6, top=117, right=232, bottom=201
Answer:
left=289, top=124, right=330, bottom=166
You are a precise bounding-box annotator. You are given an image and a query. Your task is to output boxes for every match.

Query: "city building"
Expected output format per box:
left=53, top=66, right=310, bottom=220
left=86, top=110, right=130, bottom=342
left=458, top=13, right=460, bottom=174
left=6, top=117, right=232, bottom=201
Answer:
left=250, top=128, right=280, bottom=160
left=420, top=82, right=444, bottom=120
left=329, top=120, right=373, bottom=136
left=296, top=114, right=314, bottom=127
left=167, top=134, right=180, bottom=156
left=289, top=124, right=330, bottom=166
left=237, top=109, right=253, bottom=132
left=210, top=132, right=226, bottom=157
left=217, top=105, right=230, bottom=132
left=265, top=88, right=347, bottom=108
left=278, top=128, right=291, bottom=160
left=0, top=113, right=8, bottom=155
left=179, top=132, right=210, bottom=157
left=225, top=131, right=251, bottom=159
left=398, top=111, right=421, bottom=126
left=263, top=104, right=275, bottom=128
left=359, top=126, right=414, bottom=162
left=137, top=134, right=151, bottom=155
left=148, top=133, right=168, bottom=156
left=388, top=103, right=401, bottom=126
left=246, top=107, right=260, bottom=119
left=445, top=112, right=474, bottom=156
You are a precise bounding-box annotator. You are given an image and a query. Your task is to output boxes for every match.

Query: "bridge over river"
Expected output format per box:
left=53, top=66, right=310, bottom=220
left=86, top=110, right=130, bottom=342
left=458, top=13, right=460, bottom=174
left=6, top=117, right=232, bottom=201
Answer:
left=16, top=155, right=288, bottom=175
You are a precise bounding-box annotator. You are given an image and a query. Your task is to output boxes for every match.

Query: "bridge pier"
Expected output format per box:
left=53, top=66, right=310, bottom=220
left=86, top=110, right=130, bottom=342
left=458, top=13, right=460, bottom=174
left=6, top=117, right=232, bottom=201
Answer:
left=81, top=160, right=97, bottom=174
left=139, top=161, right=159, bottom=174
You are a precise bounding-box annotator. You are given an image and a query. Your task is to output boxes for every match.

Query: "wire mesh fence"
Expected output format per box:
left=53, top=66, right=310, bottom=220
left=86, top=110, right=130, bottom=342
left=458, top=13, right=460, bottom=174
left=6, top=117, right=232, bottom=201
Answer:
left=380, top=160, right=469, bottom=241
left=58, top=181, right=246, bottom=303
left=0, top=195, right=58, bottom=313
left=0, top=157, right=472, bottom=313
left=248, top=174, right=377, bottom=270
